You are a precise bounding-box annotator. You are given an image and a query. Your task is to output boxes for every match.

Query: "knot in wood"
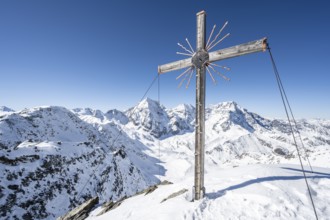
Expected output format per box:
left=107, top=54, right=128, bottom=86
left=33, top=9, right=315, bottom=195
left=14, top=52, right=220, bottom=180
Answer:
left=192, top=49, right=209, bottom=69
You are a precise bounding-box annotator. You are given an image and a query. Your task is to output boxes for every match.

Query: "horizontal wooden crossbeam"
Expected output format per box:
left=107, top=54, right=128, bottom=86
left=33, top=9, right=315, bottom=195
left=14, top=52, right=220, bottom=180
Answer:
left=209, top=38, right=267, bottom=62
left=158, top=38, right=267, bottom=74
left=158, top=57, right=192, bottom=74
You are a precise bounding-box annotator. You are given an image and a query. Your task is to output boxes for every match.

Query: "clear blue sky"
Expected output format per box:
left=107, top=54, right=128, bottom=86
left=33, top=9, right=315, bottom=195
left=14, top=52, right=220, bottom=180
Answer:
left=1, top=0, right=329, bottom=118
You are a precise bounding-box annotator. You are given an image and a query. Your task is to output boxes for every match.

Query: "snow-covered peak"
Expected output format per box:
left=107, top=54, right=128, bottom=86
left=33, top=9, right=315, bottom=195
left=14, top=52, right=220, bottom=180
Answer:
left=92, top=110, right=105, bottom=120
left=208, top=101, right=242, bottom=112
left=0, top=106, right=104, bottom=150
left=19, top=105, right=66, bottom=114
left=0, top=106, right=14, bottom=112
left=171, top=103, right=195, bottom=114
left=168, top=103, right=195, bottom=123
left=17, top=106, right=77, bottom=121
left=166, top=104, right=195, bottom=135
left=126, top=98, right=169, bottom=138
left=205, top=101, right=275, bottom=134
left=72, top=108, right=105, bottom=119
left=72, top=108, right=107, bottom=124
left=72, top=107, right=94, bottom=115
left=134, top=98, right=161, bottom=112
left=105, top=109, right=128, bottom=124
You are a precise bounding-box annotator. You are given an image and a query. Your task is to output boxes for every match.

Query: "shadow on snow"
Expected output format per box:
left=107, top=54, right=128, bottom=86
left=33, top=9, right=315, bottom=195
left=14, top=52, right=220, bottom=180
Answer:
left=206, top=168, right=330, bottom=199
left=281, top=167, right=330, bottom=176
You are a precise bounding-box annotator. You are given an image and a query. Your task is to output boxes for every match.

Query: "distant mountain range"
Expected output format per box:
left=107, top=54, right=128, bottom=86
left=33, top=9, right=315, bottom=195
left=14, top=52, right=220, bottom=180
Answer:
left=0, top=100, right=329, bottom=219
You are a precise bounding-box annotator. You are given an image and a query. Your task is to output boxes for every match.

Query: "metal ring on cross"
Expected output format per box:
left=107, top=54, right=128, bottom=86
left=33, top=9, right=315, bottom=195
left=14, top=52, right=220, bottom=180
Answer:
left=192, top=49, right=209, bottom=69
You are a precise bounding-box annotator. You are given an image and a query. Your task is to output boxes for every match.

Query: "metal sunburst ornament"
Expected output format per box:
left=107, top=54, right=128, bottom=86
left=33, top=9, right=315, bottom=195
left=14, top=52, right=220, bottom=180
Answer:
left=175, top=21, right=231, bottom=88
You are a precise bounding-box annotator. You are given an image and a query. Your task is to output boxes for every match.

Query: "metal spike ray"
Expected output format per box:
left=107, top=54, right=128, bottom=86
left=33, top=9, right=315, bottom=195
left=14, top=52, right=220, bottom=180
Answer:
left=208, top=64, right=230, bottom=81
left=178, top=70, right=190, bottom=88
left=186, top=38, right=195, bottom=53
left=207, top=33, right=230, bottom=51
left=176, top=52, right=193, bottom=57
left=207, top=21, right=228, bottom=50
left=209, top=62, right=231, bottom=71
left=176, top=67, right=193, bottom=80
left=177, top=42, right=193, bottom=54
left=206, top=24, right=216, bottom=49
left=206, top=66, right=217, bottom=84
left=185, top=69, right=194, bottom=89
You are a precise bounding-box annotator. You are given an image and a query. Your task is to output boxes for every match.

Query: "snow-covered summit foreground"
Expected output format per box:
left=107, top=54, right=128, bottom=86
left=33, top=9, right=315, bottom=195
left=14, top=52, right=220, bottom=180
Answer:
left=0, top=99, right=330, bottom=219
left=88, top=164, right=330, bottom=220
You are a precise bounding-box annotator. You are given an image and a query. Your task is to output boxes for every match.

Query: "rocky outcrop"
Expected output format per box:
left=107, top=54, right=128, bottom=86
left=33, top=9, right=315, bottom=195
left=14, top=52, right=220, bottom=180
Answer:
left=57, top=197, right=99, bottom=220
left=161, top=189, right=188, bottom=203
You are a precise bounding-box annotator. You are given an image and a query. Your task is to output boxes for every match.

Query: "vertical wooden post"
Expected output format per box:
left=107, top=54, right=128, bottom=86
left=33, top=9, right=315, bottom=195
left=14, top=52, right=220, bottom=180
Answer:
left=194, top=10, right=206, bottom=201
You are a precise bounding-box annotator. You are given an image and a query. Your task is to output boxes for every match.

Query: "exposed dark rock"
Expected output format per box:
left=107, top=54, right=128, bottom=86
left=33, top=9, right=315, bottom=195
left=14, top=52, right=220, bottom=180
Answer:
left=114, top=148, right=126, bottom=159
left=57, top=197, right=99, bottom=220
left=7, top=185, right=19, bottom=190
left=161, top=189, right=188, bottom=203
left=97, top=197, right=125, bottom=216
left=274, top=147, right=289, bottom=156
left=144, top=185, right=158, bottom=196
left=159, top=180, right=173, bottom=185
left=95, top=180, right=174, bottom=216
left=0, top=155, right=40, bottom=166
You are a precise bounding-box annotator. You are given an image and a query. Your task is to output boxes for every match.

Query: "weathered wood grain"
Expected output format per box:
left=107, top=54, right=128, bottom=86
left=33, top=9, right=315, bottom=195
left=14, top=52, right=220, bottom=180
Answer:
left=158, top=58, right=192, bottom=74
left=209, top=38, right=267, bottom=62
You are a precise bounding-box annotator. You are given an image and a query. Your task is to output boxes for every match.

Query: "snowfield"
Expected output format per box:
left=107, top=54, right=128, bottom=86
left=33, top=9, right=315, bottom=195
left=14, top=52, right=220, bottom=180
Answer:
left=88, top=164, right=330, bottom=220
left=0, top=100, right=329, bottom=219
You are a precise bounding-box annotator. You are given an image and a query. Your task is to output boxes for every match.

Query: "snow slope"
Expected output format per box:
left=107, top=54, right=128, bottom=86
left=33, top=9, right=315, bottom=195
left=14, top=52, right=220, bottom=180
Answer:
left=88, top=164, right=330, bottom=220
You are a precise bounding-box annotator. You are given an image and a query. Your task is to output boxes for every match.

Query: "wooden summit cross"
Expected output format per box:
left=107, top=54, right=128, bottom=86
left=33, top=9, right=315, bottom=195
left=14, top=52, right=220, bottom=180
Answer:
left=158, top=10, right=267, bottom=200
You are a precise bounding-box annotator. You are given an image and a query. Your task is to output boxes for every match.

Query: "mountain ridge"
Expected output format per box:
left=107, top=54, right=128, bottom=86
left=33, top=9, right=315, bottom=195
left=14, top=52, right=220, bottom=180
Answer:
left=0, top=99, right=329, bottom=219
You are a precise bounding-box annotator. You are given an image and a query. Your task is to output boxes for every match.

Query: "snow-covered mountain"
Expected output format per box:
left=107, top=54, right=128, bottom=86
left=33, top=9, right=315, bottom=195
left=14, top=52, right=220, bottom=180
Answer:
left=0, top=106, right=161, bottom=219
left=125, top=98, right=195, bottom=138
left=0, top=106, right=14, bottom=116
left=0, top=99, right=329, bottom=219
